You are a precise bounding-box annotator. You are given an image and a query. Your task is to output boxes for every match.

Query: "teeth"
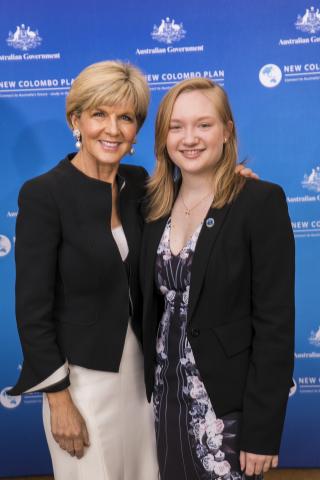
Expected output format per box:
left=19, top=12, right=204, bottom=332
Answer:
left=181, top=149, right=203, bottom=156
left=100, top=140, right=119, bottom=147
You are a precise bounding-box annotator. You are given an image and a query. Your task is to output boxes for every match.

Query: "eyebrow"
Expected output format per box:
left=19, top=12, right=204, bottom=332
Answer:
left=170, top=115, right=215, bottom=122
left=92, top=106, right=136, bottom=116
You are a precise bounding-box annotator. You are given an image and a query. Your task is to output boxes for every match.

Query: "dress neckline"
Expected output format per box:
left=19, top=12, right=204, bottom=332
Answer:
left=167, top=217, right=202, bottom=258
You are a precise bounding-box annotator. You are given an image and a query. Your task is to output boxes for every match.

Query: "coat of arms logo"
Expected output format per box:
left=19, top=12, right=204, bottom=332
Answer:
left=7, top=24, right=42, bottom=51
left=151, top=17, right=186, bottom=44
left=295, top=6, right=320, bottom=34
left=309, top=326, right=320, bottom=347
left=301, top=166, right=320, bottom=192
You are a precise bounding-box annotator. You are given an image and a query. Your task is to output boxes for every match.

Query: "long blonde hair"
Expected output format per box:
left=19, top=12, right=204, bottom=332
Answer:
left=146, top=78, right=245, bottom=222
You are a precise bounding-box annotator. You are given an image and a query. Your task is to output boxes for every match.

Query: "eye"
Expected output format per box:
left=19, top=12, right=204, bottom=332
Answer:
left=169, top=124, right=181, bottom=130
left=121, top=114, right=135, bottom=122
left=199, top=123, right=211, bottom=128
left=92, top=110, right=105, bottom=118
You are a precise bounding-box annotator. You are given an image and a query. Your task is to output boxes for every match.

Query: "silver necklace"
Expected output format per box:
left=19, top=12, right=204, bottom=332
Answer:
left=180, top=191, right=213, bottom=216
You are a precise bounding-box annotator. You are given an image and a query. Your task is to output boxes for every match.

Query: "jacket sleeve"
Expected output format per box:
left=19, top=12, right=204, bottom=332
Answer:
left=9, top=178, right=70, bottom=395
left=240, top=184, right=295, bottom=454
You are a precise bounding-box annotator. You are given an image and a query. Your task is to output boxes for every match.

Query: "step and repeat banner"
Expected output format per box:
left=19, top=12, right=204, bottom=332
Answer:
left=0, top=0, right=319, bottom=475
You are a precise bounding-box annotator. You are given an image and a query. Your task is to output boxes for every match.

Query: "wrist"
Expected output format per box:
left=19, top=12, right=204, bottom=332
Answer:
left=47, top=388, right=71, bottom=408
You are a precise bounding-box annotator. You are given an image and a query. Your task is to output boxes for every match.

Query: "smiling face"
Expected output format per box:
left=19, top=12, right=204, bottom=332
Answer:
left=166, top=89, right=232, bottom=177
left=72, top=103, right=138, bottom=168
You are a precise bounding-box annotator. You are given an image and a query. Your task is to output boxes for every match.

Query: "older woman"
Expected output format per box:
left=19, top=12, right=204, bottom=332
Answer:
left=140, top=78, right=294, bottom=479
left=9, top=60, right=158, bottom=480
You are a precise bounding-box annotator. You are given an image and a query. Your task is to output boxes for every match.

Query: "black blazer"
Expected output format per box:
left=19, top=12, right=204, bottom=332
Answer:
left=10, top=154, right=147, bottom=395
left=140, top=179, right=295, bottom=455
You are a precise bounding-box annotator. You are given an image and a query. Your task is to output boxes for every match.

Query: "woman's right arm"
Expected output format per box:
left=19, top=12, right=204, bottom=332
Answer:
left=12, top=177, right=68, bottom=392
left=11, top=177, right=89, bottom=458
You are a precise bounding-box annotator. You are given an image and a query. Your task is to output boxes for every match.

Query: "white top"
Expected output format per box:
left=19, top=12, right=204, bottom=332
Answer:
left=25, top=225, right=129, bottom=393
left=111, top=225, right=129, bottom=261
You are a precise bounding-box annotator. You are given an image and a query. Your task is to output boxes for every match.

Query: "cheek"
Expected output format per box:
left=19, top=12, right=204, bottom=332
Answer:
left=123, top=124, right=138, bottom=143
left=80, top=123, right=100, bottom=141
left=166, top=134, right=177, bottom=155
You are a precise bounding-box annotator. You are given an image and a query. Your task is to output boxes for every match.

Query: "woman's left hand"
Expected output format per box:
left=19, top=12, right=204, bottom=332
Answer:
left=235, top=164, right=259, bottom=179
left=240, top=451, right=278, bottom=475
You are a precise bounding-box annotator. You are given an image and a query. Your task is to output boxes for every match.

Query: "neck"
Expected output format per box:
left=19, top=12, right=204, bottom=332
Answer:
left=179, top=171, right=214, bottom=198
left=72, top=152, right=119, bottom=185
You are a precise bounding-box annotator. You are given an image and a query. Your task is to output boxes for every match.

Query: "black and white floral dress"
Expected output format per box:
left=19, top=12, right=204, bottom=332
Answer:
left=153, top=218, right=263, bottom=480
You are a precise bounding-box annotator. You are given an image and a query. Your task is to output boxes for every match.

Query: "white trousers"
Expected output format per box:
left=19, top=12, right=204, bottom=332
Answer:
left=43, top=323, right=159, bottom=480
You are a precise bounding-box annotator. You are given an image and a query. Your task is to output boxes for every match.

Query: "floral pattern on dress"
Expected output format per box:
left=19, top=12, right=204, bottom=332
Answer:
left=154, top=218, right=262, bottom=480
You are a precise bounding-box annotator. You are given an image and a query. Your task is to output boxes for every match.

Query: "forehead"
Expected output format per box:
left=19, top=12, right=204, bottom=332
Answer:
left=89, top=101, right=136, bottom=113
left=171, top=90, right=219, bottom=119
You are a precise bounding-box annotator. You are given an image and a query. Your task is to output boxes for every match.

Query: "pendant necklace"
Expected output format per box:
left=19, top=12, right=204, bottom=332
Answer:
left=180, top=191, right=213, bottom=216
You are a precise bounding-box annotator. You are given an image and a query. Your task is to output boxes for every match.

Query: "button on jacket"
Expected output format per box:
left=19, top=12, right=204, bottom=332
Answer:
left=140, top=179, right=295, bottom=455
left=10, top=154, right=147, bottom=395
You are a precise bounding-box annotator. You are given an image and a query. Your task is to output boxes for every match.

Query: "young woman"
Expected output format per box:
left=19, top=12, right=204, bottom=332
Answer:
left=140, top=78, right=295, bottom=479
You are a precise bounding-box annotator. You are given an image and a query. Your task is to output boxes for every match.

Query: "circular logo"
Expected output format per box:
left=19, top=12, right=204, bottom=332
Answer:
left=0, top=386, right=22, bottom=409
left=259, top=64, right=282, bottom=88
left=289, top=378, right=297, bottom=397
left=0, top=235, right=12, bottom=257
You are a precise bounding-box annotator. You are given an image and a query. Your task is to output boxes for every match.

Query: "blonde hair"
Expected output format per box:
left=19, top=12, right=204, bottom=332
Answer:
left=146, top=78, right=245, bottom=222
left=66, top=60, right=150, bottom=130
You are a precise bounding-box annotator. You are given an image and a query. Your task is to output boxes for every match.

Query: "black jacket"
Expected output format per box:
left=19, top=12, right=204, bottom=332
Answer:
left=10, top=154, right=147, bottom=395
left=140, top=179, right=295, bottom=455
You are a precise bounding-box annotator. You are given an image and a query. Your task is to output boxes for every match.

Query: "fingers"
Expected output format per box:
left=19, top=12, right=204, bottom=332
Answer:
left=240, top=167, right=259, bottom=179
left=240, top=452, right=277, bottom=476
left=73, top=438, right=85, bottom=459
left=54, top=434, right=85, bottom=459
left=239, top=450, right=246, bottom=472
left=82, top=423, right=90, bottom=447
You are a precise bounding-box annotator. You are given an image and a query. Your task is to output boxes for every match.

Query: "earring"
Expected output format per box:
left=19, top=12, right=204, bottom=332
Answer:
left=73, top=129, right=81, bottom=149
left=224, top=138, right=227, bottom=143
left=129, top=146, right=135, bottom=155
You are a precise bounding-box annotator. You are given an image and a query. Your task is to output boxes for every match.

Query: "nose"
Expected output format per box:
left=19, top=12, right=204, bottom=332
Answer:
left=182, top=127, right=198, bottom=146
left=105, top=116, right=120, bottom=136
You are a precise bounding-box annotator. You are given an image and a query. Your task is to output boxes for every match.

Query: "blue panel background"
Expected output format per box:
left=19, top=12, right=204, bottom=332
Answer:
left=1, top=0, right=320, bottom=474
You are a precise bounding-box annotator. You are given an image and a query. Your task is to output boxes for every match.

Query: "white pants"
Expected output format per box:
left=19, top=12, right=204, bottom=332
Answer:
left=43, top=323, right=159, bottom=480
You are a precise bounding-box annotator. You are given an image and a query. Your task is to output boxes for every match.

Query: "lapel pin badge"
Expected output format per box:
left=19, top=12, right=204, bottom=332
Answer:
left=206, top=217, right=215, bottom=228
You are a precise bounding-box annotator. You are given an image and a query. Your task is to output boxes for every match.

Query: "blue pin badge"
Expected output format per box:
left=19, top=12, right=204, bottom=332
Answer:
left=206, top=217, right=215, bottom=228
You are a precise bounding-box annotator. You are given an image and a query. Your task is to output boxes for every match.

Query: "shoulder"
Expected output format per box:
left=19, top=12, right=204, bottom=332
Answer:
left=18, top=156, right=70, bottom=203
left=236, top=178, right=287, bottom=211
left=241, top=178, right=286, bottom=199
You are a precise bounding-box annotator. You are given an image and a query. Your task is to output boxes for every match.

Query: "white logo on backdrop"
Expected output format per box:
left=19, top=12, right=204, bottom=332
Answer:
left=0, top=235, right=11, bottom=257
left=259, top=64, right=282, bottom=88
left=7, top=24, right=42, bottom=51
left=309, top=326, right=320, bottom=347
left=302, top=166, right=320, bottom=192
left=295, top=6, right=320, bottom=34
left=0, top=387, right=21, bottom=409
left=151, top=17, right=186, bottom=44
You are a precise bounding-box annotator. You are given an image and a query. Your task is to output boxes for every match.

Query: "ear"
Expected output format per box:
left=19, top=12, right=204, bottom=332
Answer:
left=71, top=113, right=80, bottom=131
left=224, top=120, right=233, bottom=141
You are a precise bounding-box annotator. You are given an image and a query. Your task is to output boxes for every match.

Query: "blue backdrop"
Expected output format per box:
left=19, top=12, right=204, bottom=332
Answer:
left=1, top=0, right=320, bottom=475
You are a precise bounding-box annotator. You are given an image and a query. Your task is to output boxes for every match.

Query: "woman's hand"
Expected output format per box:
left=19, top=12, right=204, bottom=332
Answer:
left=240, top=451, right=278, bottom=475
left=235, top=164, right=259, bottom=179
left=47, top=390, right=90, bottom=459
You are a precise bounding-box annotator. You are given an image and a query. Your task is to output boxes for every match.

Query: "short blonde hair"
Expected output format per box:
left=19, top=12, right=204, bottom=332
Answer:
left=146, top=78, right=245, bottom=222
left=66, top=60, right=150, bottom=130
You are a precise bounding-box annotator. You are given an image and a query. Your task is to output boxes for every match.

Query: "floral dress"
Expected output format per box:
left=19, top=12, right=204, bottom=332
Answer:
left=153, top=218, right=263, bottom=480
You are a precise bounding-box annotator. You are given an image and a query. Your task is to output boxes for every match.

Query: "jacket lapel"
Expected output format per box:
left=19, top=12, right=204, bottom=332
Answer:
left=187, top=203, right=232, bottom=324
